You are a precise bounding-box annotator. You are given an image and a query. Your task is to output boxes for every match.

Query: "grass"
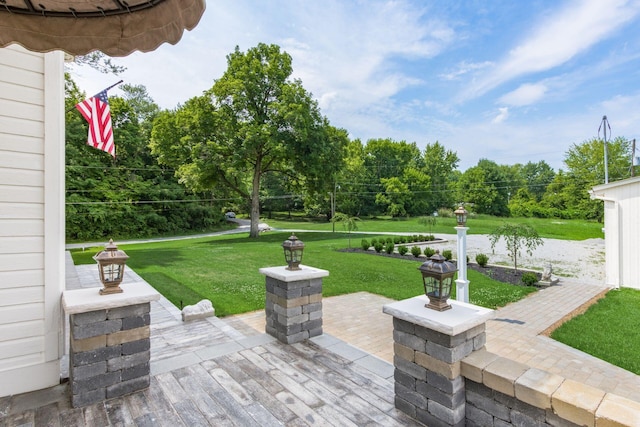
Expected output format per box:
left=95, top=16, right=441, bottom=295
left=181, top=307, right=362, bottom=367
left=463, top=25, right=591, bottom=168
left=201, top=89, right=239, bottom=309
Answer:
left=263, top=213, right=603, bottom=241
left=551, top=288, right=640, bottom=375
left=71, top=231, right=536, bottom=316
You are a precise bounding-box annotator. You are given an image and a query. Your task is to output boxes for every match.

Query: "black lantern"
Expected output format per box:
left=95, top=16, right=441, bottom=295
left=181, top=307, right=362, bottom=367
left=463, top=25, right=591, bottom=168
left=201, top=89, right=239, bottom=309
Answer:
left=282, top=233, right=304, bottom=271
left=418, top=251, right=457, bottom=311
left=93, top=239, right=129, bottom=295
left=454, top=206, right=468, bottom=227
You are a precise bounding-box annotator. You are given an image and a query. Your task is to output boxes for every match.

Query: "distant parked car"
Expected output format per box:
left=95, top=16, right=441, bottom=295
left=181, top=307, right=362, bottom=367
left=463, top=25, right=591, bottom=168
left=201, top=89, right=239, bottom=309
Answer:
left=225, top=211, right=236, bottom=219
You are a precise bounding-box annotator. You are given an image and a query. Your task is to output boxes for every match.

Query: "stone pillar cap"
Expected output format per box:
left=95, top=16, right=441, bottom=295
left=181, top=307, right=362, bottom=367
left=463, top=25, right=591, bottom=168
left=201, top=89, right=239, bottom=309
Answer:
left=383, top=296, right=493, bottom=336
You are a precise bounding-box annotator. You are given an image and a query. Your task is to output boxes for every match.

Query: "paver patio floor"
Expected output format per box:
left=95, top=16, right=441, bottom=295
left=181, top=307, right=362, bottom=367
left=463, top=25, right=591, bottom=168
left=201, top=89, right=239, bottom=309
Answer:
left=2, top=264, right=640, bottom=426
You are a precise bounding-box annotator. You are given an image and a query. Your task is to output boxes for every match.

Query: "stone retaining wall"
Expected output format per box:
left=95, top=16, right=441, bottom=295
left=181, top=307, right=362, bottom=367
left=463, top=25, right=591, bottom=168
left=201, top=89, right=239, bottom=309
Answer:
left=386, top=296, right=640, bottom=426
left=462, top=349, right=640, bottom=426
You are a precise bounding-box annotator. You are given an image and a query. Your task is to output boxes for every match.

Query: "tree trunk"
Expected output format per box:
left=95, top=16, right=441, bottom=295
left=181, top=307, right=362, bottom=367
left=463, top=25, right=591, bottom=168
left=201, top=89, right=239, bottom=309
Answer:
left=249, top=159, right=262, bottom=238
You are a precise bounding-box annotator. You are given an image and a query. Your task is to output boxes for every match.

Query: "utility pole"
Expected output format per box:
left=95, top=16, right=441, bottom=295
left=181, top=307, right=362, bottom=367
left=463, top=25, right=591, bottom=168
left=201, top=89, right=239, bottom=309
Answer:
left=330, top=191, right=335, bottom=232
left=598, top=115, right=611, bottom=184
left=632, top=138, right=636, bottom=177
left=331, top=182, right=339, bottom=232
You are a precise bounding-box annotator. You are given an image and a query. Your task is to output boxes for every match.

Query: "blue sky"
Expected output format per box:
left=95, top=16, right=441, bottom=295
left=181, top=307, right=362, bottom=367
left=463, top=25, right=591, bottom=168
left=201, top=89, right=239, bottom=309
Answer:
left=71, top=0, right=640, bottom=171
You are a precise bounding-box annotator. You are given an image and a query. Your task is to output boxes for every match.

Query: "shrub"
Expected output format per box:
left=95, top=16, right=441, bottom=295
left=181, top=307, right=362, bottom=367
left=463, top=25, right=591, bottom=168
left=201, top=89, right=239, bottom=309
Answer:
left=521, top=272, right=539, bottom=286
left=370, top=238, right=378, bottom=246
left=412, top=235, right=419, bottom=242
left=385, top=242, right=395, bottom=254
left=418, top=234, right=426, bottom=242
left=411, top=246, right=422, bottom=257
left=437, top=208, right=453, bottom=218
left=386, top=237, right=393, bottom=244
left=476, top=253, right=489, bottom=267
left=442, top=249, right=452, bottom=260
left=400, top=236, right=407, bottom=244
left=394, top=236, right=401, bottom=244
left=361, top=239, right=370, bottom=251
left=374, top=242, right=384, bottom=253
left=427, top=234, right=435, bottom=241
left=398, top=245, right=409, bottom=256
left=424, top=246, right=436, bottom=258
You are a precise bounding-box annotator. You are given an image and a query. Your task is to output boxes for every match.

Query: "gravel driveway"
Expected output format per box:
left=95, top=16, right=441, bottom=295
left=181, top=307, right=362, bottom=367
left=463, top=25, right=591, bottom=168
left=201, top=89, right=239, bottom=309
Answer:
left=429, top=234, right=606, bottom=285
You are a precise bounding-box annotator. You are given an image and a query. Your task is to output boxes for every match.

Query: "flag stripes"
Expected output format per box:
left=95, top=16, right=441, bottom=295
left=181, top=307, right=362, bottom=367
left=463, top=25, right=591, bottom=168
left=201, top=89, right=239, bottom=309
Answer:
left=75, top=90, right=115, bottom=157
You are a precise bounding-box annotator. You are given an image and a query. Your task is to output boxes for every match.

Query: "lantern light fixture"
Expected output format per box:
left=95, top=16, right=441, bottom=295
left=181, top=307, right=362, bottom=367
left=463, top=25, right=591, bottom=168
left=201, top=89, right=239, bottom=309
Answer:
left=282, top=233, right=305, bottom=271
left=418, top=250, right=457, bottom=311
left=454, top=206, right=468, bottom=227
left=93, top=239, right=129, bottom=295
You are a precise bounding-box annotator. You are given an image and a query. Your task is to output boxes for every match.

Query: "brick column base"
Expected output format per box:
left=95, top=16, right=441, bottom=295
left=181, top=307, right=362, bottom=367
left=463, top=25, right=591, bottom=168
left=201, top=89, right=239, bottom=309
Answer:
left=63, top=281, right=160, bottom=408
left=384, top=296, right=493, bottom=427
left=260, top=265, right=329, bottom=344
left=69, top=303, right=151, bottom=407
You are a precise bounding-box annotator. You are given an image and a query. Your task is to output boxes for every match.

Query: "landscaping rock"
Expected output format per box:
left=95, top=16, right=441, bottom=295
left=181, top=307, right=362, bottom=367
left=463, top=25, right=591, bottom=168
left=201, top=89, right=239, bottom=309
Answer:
left=181, top=299, right=215, bottom=321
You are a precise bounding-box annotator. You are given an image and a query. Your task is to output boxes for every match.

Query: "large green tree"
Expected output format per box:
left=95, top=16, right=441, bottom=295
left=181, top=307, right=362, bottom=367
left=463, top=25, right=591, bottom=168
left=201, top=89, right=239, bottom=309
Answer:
left=457, top=159, right=509, bottom=216
left=150, top=43, right=347, bottom=237
left=539, top=137, right=632, bottom=220
left=422, top=141, right=459, bottom=212
left=564, top=137, right=631, bottom=185
left=334, top=139, right=368, bottom=217
left=520, top=160, right=555, bottom=201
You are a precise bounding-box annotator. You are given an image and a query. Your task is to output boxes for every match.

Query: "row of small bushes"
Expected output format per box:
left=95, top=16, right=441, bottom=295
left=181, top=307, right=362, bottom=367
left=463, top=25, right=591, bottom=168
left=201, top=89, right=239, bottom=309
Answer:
left=361, top=235, right=436, bottom=250
left=359, top=240, right=539, bottom=286
left=362, top=238, right=452, bottom=259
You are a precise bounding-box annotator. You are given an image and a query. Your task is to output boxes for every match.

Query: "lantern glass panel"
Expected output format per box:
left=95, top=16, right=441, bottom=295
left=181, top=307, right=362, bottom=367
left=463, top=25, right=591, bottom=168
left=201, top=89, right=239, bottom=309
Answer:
left=94, top=239, right=128, bottom=295
left=282, top=234, right=304, bottom=270
left=103, top=263, right=123, bottom=283
left=418, top=252, right=456, bottom=311
left=454, top=206, right=468, bottom=226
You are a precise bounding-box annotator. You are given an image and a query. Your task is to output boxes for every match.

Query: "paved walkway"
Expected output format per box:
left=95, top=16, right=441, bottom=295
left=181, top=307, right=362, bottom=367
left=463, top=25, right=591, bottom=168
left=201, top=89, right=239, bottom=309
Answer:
left=233, top=280, right=640, bottom=403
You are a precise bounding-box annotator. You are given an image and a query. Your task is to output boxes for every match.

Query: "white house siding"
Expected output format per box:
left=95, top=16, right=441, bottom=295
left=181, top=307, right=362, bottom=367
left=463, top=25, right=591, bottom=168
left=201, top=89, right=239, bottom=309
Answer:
left=0, top=45, right=65, bottom=396
left=592, top=176, right=640, bottom=290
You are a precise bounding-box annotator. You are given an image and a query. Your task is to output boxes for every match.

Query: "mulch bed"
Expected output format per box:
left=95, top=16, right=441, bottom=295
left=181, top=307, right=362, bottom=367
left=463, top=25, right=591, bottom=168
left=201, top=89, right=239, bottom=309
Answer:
left=339, top=247, right=541, bottom=286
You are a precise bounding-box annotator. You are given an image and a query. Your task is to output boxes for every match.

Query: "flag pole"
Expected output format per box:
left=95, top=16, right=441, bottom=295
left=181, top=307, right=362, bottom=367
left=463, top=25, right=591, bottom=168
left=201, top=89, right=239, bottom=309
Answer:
left=100, top=79, right=124, bottom=94
left=66, top=80, right=124, bottom=113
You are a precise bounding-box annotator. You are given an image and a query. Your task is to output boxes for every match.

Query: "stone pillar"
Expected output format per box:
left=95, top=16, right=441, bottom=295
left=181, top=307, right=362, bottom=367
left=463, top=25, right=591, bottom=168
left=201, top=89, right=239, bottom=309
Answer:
left=259, top=265, right=329, bottom=344
left=63, top=281, right=160, bottom=407
left=383, top=296, right=493, bottom=426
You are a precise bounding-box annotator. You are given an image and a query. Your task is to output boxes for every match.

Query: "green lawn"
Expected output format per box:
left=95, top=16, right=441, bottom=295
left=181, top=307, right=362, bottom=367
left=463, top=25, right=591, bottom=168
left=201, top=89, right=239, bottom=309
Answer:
left=71, top=231, right=536, bottom=316
left=263, top=213, right=603, bottom=241
left=70, top=216, right=639, bottom=378
left=551, top=288, right=640, bottom=375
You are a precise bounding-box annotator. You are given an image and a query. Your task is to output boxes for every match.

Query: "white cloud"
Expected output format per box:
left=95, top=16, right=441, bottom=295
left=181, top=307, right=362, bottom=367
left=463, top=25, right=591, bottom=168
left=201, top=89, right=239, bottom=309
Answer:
left=439, top=61, right=493, bottom=81
left=463, top=0, right=640, bottom=99
left=268, top=1, right=459, bottom=139
left=499, top=83, right=548, bottom=106
left=492, top=107, right=509, bottom=123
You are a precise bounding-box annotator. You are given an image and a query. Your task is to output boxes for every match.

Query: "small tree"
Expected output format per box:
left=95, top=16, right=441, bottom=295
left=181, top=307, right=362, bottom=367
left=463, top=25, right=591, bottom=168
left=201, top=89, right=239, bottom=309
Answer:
left=418, top=215, right=437, bottom=234
left=489, top=223, right=544, bottom=272
left=333, top=213, right=360, bottom=248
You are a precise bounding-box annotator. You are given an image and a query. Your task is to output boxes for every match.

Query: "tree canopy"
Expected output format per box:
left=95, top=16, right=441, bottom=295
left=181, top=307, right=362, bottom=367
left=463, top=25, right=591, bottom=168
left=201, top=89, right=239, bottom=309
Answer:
left=65, top=76, right=221, bottom=241
left=150, top=43, right=348, bottom=237
left=63, top=44, right=639, bottom=242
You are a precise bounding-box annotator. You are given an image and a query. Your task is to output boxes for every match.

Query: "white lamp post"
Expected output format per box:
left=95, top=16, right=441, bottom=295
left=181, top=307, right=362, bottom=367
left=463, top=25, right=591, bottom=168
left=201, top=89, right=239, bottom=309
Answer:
left=454, top=206, right=469, bottom=303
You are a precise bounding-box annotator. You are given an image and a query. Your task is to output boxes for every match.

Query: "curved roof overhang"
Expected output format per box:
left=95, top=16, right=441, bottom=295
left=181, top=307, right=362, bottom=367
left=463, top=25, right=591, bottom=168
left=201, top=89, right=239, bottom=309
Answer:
left=0, top=0, right=206, bottom=56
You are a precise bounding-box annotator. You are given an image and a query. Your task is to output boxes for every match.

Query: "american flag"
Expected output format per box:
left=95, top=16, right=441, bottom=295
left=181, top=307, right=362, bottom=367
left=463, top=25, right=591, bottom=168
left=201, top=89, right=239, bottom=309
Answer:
left=75, top=90, right=115, bottom=157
